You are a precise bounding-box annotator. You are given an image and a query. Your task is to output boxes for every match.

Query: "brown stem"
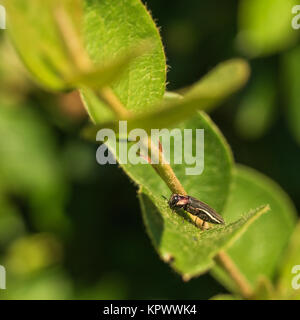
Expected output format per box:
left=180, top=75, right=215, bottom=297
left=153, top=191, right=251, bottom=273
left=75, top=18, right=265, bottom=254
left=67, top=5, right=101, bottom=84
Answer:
left=55, top=13, right=252, bottom=295
left=144, top=133, right=207, bottom=228
left=215, top=250, right=253, bottom=299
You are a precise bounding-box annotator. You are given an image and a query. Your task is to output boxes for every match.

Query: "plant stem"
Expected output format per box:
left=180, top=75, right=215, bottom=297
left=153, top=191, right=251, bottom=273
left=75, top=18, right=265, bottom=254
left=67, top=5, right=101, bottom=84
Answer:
left=54, top=6, right=91, bottom=72
left=54, top=8, right=132, bottom=121
left=92, top=79, right=252, bottom=297
left=215, top=250, right=253, bottom=299
left=99, top=87, right=131, bottom=119
left=99, top=89, right=253, bottom=296
left=148, top=138, right=186, bottom=195
left=145, top=136, right=207, bottom=228
left=96, top=87, right=208, bottom=229
left=56, top=13, right=253, bottom=297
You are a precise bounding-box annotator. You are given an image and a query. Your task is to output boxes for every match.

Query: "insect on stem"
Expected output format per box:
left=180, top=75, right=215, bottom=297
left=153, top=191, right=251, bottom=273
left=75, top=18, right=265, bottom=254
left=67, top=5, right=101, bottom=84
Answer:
left=167, top=194, right=225, bottom=225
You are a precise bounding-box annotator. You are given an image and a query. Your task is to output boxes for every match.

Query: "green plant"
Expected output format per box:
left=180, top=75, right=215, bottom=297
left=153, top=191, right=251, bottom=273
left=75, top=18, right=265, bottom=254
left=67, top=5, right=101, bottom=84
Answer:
left=4, top=0, right=299, bottom=300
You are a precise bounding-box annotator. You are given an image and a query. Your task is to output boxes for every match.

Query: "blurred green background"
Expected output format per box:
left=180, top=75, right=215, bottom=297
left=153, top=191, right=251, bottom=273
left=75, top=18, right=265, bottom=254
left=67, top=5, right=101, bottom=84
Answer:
left=0, top=0, right=299, bottom=299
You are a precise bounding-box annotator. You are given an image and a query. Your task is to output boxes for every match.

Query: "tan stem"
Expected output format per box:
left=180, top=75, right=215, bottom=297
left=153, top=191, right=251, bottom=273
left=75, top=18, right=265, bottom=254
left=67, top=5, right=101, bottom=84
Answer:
left=99, top=87, right=131, bottom=119
left=56, top=18, right=251, bottom=295
left=54, top=8, right=132, bottom=121
left=146, top=137, right=206, bottom=228
left=150, top=138, right=186, bottom=194
left=54, top=6, right=91, bottom=72
left=215, top=250, right=253, bottom=299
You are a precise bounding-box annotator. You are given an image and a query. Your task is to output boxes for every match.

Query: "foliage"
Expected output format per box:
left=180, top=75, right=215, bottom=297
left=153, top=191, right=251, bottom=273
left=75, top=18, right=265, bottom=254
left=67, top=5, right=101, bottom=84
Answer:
left=0, top=0, right=299, bottom=300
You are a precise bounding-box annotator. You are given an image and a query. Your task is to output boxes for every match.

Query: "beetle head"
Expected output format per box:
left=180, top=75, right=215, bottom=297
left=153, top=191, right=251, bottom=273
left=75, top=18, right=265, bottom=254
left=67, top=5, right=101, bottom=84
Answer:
left=168, top=194, right=188, bottom=209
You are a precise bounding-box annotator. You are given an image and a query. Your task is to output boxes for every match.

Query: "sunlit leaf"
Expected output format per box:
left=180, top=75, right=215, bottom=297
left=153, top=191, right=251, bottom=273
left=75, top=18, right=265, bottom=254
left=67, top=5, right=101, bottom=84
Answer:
left=5, top=0, right=83, bottom=90
left=81, top=0, right=166, bottom=121
left=139, top=188, right=269, bottom=278
left=83, top=59, right=250, bottom=139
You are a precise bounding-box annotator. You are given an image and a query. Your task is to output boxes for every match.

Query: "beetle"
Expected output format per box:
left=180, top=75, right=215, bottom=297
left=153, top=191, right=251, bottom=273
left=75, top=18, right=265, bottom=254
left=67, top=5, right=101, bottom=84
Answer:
left=167, top=193, right=225, bottom=226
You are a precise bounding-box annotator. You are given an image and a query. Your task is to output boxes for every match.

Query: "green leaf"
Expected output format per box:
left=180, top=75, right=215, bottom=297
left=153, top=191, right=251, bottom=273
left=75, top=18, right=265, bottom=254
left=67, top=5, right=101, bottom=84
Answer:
left=4, top=0, right=84, bottom=90
left=80, top=88, right=115, bottom=124
left=276, top=222, right=300, bottom=299
left=281, top=45, right=300, bottom=145
left=100, top=111, right=270, bottom=277
left=82, top=0, right=166, bottom=122
left=83, top=59, right=250, bottom=138
left=139, top=189, right=269, bottom=278
left=69, top=45, right=148, bottom=89
left=105, top=111, right=233, bottom=214
left=235, top=68, right=276, bottom=140
left=237, top=0, right=298, bottom=57
left=5, top=0, right=145, bottom=92
left=211, top=165, right=297, bottom=292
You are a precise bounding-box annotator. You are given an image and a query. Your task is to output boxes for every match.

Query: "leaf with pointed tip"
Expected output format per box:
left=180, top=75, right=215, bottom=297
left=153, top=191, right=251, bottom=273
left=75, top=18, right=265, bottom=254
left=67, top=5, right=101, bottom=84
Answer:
left=139, top=189, right=269, bottom=278
left=98, top=110, right=267, bottom=277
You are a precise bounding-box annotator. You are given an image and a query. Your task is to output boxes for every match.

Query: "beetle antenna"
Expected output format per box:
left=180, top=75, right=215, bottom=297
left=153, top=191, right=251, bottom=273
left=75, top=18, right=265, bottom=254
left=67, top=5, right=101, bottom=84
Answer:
left=161, top=195, right=168, bottom=201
